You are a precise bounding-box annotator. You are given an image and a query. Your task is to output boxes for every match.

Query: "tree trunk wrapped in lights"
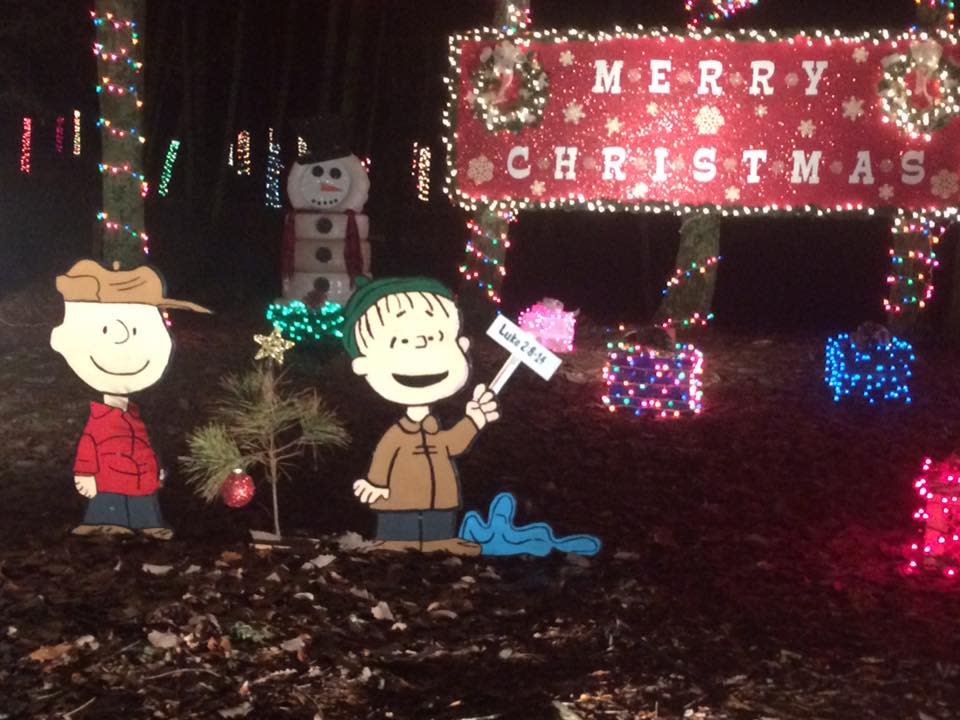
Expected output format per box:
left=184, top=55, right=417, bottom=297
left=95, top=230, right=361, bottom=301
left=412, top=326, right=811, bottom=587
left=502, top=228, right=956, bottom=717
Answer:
left=460, top=0, right=530, bottom=307
left=93, top=0, right=147, bottom=268
left=654, top=213, right=720, bottom=333
left=886, top=211, right=942, bottom=337
left=461, top=205, right=512, bottom=306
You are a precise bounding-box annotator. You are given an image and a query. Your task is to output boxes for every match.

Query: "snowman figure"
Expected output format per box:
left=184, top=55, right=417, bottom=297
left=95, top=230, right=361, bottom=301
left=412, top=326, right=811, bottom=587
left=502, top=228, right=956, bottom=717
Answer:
left=281, top=116, right=371, bottom=307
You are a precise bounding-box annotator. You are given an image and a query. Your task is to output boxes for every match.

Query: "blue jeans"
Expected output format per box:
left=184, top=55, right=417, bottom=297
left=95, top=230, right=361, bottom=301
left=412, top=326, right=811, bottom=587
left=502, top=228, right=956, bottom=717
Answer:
left=82, top=492, right=168, bottom=530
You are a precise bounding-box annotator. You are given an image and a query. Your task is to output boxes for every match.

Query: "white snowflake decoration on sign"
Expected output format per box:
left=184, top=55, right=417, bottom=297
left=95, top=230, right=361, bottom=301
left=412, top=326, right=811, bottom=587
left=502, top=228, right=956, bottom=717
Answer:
left=467, top=155, right=494, bottom=185
left=530, top=180, right=546, bottom=196
left=605, top=117, right=622, bottom=135
left=755, top=104, right=768, bottom=118
left=729, top=72, right=744, bottom=87
left=724, top=186, right=741, bottom=202
left=830, top=160, right=844, bottom=175
left=677, top=70, right=694, bottom=85
left=670, top=156, right=686, bottom=172
left=627, top=68, right=642, bottom=83
left=880, top=158, right=895, bottom=173
left=694, top=106, right=725, bottom=135
left=931, top=169, right=959, bottom=199
left=630, top=156, right=649, bottom=170
left=879, top=184, right=895, bottom=201
left=853, top=47, right=869, bottom=64
left=583, top=156, right=597, bottom=171
left=770, top=160, right=786, bottom=176
left=798, top=119, right=816, bottom=138
left=558, top=50, right=575, bottom=67
left=785, top=73, right=799, bottom=88
left=563, top=102, right=584, bottom=125
left=537, top=157, right=550, bottom=170
left=628, top=182, right=649, bottom=199
left=842, top=96, right=865, bottom=121
left=646, top=102, right=659, bottom=117
left=722, top=158, right=738, bottom=171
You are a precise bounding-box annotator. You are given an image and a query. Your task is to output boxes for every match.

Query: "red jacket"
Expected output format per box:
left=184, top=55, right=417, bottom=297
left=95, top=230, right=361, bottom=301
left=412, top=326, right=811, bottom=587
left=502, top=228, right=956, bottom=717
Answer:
left=73, top=401, right=160, bottom=496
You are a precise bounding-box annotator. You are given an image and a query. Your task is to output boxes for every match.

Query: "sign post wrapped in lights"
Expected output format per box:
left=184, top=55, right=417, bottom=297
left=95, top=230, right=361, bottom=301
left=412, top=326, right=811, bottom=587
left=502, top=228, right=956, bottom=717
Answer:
left=444, top=23, right=960, bottom=310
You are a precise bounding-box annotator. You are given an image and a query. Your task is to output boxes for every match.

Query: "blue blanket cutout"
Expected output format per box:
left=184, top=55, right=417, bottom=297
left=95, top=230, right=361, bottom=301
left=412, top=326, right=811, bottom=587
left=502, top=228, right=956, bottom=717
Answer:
left=459, top=492, right=601, bottom=557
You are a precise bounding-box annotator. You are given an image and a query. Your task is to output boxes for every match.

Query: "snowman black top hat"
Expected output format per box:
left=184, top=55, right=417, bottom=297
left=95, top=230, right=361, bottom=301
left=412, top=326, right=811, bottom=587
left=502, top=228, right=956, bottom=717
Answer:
left=294, top=114, right=353, bottom=164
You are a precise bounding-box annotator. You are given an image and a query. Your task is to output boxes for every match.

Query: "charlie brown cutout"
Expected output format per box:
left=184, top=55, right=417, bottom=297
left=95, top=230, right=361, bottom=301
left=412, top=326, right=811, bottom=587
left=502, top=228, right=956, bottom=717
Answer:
left=342, top=277, right=499, bottom=556
left=50, top=260, right=211, bottom=540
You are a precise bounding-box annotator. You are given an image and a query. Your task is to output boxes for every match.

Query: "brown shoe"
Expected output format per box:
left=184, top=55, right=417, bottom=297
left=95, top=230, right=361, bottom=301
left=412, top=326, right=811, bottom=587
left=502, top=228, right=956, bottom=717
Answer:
left=140, top=527, right=174, bottom=541
left=371, top=540, right=421, bottom=553
left=71, top=524, right=135, bottom=537
left=421, top=539, right=482, bottom=556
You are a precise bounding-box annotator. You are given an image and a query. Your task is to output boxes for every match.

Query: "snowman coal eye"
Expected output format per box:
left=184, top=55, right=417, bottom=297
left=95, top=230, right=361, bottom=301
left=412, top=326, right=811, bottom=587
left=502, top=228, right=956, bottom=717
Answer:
left=102, top=326, right=108, bottom=334
left=330, top=167, right=342, bottom=179
left=311, top=166, right=324, bottom=177
left=132, top=328, right=137, bottom=336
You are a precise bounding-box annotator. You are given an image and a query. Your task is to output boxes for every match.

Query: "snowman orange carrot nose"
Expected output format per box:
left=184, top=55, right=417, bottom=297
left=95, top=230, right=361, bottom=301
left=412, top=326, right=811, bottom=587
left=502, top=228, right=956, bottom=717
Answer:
left=321, top=183, right=342, bottom=192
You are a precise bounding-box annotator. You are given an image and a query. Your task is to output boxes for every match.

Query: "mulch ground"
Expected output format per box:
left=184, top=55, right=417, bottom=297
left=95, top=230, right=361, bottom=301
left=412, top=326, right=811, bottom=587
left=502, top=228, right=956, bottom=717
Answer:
left=1, top=309, right=959, bottom=720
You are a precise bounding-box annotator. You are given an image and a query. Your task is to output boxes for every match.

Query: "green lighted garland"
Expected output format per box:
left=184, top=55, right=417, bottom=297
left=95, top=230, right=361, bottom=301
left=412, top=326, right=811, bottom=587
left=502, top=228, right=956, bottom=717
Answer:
left=265, top=300, right=345, bottom=344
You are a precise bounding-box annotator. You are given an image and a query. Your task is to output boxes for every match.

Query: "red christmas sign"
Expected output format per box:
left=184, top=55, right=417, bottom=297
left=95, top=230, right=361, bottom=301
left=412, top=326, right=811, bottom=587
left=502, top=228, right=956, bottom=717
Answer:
left=445, top=28, right=960, bottom=215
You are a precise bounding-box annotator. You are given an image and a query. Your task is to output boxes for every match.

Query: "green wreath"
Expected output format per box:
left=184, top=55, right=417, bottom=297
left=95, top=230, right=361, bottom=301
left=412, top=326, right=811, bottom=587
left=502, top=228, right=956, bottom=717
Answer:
left=470, top=40, right=549, bottom=133
left=878, top=39, right=960, bottom=137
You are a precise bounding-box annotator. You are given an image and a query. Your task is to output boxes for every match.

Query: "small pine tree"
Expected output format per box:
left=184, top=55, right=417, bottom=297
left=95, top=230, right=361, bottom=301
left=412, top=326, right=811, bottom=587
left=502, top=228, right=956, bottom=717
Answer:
left=181, top=353, right=348, bottom=539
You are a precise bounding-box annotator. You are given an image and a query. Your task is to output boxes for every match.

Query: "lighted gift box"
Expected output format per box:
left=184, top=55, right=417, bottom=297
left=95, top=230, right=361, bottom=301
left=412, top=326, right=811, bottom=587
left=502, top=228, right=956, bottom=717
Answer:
left=904, top=456, right=960, bottom=580
left=601, top=341, right=704, bottom=418
left=518, top=298, right=577, bottom=353
left=824, top=332, right=914, bottom=404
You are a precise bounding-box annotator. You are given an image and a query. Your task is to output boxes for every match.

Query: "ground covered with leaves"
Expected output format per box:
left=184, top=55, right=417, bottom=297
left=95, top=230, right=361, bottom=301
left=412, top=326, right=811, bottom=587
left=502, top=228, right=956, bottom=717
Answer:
left=1, top=310, right=959, bottom=719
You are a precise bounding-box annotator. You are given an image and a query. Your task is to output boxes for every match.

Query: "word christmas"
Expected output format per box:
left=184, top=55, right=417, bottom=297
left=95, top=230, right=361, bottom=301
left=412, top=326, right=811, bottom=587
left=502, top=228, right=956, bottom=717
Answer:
left=447, top=29, right=960, bottom=214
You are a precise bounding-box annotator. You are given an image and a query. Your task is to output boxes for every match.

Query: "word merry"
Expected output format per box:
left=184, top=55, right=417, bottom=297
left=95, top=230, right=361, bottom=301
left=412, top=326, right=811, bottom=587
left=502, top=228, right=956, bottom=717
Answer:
left=591, top=58, right=829, bottom=97
left=506, top=146, right=929, bottom=186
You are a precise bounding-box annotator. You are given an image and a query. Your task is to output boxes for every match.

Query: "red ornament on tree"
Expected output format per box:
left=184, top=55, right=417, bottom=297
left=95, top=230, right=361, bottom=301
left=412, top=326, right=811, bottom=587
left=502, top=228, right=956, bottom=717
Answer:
left=221, top=469, right=255, bottom=508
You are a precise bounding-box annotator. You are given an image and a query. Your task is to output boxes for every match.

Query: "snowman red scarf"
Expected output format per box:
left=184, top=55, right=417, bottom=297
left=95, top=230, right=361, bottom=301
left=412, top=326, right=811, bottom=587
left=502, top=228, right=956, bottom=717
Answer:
left=281, top=209, right=364, bottom=294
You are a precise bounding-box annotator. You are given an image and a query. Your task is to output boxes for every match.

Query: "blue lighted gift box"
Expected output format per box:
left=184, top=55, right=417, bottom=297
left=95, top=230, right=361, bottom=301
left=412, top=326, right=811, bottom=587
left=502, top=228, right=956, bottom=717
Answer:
left=824, top=332, right=914, bottom=404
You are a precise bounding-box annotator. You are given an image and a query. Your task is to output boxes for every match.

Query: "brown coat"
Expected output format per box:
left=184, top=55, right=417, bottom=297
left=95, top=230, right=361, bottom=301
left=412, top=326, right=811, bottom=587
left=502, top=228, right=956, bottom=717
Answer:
left=367, top=414, right=479, bottom=511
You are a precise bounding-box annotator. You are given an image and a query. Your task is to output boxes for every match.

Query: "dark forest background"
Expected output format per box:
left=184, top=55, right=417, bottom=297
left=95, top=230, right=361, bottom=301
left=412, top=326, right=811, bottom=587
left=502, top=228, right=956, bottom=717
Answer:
left=2, top=0, right=952, bottom=333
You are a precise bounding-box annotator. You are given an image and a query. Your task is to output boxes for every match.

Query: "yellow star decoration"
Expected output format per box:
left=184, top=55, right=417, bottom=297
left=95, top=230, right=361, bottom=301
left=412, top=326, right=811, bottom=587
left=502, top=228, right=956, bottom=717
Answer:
left=254, top=326, right=296, bottom=365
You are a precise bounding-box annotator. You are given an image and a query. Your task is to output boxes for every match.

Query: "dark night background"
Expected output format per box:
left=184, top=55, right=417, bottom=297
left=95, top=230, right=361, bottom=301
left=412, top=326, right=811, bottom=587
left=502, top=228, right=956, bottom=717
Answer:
left=0, top=0, right=950, bottom=333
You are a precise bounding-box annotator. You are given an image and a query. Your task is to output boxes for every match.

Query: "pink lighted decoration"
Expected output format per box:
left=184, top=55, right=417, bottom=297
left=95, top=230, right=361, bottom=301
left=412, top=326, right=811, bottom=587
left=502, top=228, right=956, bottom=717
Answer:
left=904, top=456, right=960, bottom=579
left=518, top=298, right=577, bottom=353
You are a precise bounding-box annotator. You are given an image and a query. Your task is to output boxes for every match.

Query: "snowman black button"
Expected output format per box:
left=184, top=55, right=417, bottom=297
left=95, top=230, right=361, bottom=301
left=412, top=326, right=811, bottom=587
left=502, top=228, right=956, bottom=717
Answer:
left=313, top=276, right=331, bottom=293
left=315, top=247, right=333, bottom=263
left=315, top=217, right=333, bottom=234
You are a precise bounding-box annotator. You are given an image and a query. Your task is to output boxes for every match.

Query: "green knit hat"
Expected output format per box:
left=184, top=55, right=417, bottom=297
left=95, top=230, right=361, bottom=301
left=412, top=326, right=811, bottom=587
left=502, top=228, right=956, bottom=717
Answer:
left=341, top=276, right=455, bottom=358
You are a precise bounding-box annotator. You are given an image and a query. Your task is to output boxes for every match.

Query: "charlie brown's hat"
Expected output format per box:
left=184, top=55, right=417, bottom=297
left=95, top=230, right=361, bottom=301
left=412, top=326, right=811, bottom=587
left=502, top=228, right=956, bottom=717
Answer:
left=55, top=259, right=212, bottom=313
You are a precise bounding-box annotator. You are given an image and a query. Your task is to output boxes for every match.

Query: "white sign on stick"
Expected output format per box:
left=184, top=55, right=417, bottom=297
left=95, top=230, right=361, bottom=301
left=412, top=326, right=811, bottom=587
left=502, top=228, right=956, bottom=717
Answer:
left=486, top=314, right=562, bottom=394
